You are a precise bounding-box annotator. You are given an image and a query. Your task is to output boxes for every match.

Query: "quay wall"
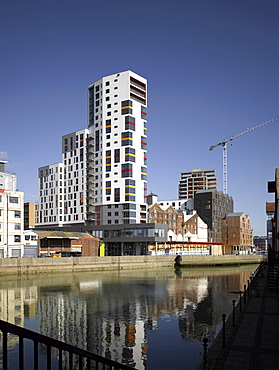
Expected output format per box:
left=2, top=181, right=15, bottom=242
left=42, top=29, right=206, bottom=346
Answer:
left=0, top=255, right=264, bottom=275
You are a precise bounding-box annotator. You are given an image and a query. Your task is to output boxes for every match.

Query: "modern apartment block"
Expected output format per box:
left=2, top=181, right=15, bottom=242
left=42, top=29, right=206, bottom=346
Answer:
left=194, top=189, right=234, bottom=243
left=0, top=161, right=24, bottom=257
left=37, top=129, right=90, bottom=229
left=178, top=168, right=218, bottom=200
left=87, top=70, right=148, bottom=225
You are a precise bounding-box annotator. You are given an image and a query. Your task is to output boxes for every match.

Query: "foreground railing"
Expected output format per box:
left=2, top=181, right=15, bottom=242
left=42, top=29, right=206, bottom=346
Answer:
left=0, top=319, right=134, bottom=370
left=201, top=260, right=265, bottom=368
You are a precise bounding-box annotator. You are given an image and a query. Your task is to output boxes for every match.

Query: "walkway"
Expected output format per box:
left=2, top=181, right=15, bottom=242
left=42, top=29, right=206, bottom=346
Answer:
left=200, top=263, right=279, bottom=369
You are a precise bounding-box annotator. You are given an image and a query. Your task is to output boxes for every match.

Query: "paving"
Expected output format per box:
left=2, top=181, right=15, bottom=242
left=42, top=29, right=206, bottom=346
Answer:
left=198, top=263, right=279, bottom=369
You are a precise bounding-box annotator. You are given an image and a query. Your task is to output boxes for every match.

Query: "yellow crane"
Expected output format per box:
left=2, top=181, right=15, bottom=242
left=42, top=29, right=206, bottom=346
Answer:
left=209, top=116, right=279, bottom=194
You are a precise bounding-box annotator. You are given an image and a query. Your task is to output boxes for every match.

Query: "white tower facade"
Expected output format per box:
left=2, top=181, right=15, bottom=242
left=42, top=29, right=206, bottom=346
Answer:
left=88, top=71, right=148, bottom=225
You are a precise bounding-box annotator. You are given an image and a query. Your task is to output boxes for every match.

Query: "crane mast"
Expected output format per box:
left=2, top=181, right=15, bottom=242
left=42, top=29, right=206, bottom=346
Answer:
left=210, top=116, right=279, bottom=194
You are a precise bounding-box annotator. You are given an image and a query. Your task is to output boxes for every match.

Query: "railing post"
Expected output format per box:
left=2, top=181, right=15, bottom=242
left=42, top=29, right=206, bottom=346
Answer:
left=239, top=291, right=242, bottom=313
left=203, top=337, right=208, bottom=369
left=34, top=340, right=39, bottom=370
left=247, top=280, right=250, bottom=297
left=232, top=300, right=236, bottom=327
left=47, top=345, right=51, bottom=369
left=222, top=314, right=226, bottom=347
left=3, top=330, right=8, bottom=370
left=244, top=284, right=246, bottom=304
left=19, top=336, right=24, bottom=370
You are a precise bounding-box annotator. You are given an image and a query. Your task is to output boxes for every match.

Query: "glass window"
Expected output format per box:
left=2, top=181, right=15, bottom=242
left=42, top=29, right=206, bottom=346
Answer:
left=9, top=197, right=18, bottom=204
left=15, top=211, right=21, bottom=218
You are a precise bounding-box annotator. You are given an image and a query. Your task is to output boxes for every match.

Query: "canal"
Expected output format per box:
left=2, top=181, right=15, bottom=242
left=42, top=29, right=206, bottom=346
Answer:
left=0, top=264, right=258, bottom=369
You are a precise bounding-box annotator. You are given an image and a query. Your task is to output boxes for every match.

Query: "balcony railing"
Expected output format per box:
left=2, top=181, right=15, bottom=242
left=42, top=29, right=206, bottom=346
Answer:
left=0, top=319, right=134, bottom=370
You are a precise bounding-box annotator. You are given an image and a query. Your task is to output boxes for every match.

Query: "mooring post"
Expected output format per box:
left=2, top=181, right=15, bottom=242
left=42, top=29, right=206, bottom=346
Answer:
left=247, top=280, right=250, bottom=296
left=244, top=284, right=246, bottom=304
left=239, top=291, right=242, bottom=313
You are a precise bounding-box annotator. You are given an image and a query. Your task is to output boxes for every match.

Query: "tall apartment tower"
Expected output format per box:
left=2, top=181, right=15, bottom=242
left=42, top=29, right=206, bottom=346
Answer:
left=178, top=168, right=218, bottom=200
left=88, top=71, right=148, bottom=225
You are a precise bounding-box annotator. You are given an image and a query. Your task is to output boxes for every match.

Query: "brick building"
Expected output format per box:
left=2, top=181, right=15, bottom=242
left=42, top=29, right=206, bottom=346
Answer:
left=36, top=231, right=99, bottom=257
left=222, top=212, right=253, bottom=254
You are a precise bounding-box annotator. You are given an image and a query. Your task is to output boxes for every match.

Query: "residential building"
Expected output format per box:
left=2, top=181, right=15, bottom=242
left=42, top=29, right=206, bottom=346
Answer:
left=222, top=212, right=253, bottom=254
left=148, top=203, right=183, bottom=241
left=36, top=128, right=90, bottom=229
left=36, top=71, right=165, bottom=255
left=194, top=189, right=234, bottom=243
left=147, top=195, right=208, bottom=242
left=0, top=161, right=24, bottom=257
left=183, top=213, right=208, bottom=243
left=253, top=236, right=267, bottom=252
left=178, top=168, right=218, bottom=200
left=268, top=169, right=279, bottom=252
left=24, top=202, right=37, bottom=230
left=266, top=202, right=275, bottom=249
left=23, top=229, right=38, bottom=257
left=88, top=70, right=148, bottom=226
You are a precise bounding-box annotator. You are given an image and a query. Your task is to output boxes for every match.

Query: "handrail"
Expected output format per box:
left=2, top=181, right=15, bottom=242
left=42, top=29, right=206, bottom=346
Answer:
left=0, top=319, right=134, bottom=369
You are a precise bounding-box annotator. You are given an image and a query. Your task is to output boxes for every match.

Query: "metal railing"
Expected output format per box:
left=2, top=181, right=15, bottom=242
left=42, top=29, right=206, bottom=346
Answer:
left=0, top=319, right=134, bottom=370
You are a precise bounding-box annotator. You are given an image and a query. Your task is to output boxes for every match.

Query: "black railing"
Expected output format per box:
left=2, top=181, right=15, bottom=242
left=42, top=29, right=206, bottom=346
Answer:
left=201, top=260, right=265, bottom=368
left=0, top=319, right=134, bottom=370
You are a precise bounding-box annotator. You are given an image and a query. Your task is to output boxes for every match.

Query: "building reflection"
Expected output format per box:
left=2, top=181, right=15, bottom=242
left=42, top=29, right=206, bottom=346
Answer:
left=0, top=268, right=252, bottom=369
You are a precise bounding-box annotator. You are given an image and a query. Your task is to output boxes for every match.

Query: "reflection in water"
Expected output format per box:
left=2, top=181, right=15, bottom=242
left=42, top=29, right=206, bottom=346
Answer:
left=0, top=265, right=257, bottom=369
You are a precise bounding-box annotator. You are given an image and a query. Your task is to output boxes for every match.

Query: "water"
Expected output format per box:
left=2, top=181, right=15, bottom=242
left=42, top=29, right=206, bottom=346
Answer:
left=0, top=265, right=257, bottom=369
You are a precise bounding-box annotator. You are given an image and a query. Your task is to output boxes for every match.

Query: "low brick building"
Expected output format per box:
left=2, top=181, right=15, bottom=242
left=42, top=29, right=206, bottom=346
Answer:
left=35, top=231, right=99, bottom=257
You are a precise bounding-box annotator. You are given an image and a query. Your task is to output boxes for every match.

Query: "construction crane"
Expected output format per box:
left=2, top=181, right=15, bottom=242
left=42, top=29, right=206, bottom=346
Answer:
left=210, top=116, right=279, bottom=194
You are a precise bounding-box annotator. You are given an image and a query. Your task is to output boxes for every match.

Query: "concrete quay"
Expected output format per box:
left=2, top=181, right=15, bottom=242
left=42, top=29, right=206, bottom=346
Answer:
left=199, top=262, right=279, bottom=369
left=0, top=254, right=263, bottom=275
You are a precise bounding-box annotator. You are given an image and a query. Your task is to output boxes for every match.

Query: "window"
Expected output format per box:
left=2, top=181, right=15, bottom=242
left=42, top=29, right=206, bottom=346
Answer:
left=106, top=81, right=110, bottom=86
left=125, top=179, right=136, bottom=201
left=14, top=223, right=21, bottom=230
left=121, top=131, right=133, bottom=146
left=25, top=235, right=30, bottom=241
left=14, top=235, right=21, bottom=242
left=141, top=136, right=147, bottom=150
left=121, top=100, right=133, bottom=115
left=141, top=166, right=147, bottom=180
left=106, top=89, right=110, bottom=94
left=114, top=149, right=120, bottom=163
left=9, top=197, right=18, bottom=204
left=122, top=163, right=133, bottom=178
left=15, top=211, right=21, bottom=218
left=125, top=116, right=135, bottom=131
left=125, top=147, right=135, bottom=162
left=114, top=188, right=120, bottom=202
left=106, top=181, right=111, bottom=195
left=141, top=106, right=147, bottom=119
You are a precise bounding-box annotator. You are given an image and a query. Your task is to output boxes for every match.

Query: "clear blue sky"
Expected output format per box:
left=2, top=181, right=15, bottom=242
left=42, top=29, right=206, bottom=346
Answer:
left=0, top=0, right=278, bottom=235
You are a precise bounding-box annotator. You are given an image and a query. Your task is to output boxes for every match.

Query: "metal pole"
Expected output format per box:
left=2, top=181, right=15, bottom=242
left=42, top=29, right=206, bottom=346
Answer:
left=222, top=314, right=226, bottom=347
left=203, top=338, right=208, bottom=369
left=232, top=300, right=236, bottom=327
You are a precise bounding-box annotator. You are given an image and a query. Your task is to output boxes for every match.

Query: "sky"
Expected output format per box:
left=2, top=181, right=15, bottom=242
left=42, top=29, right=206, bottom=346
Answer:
left=0, top=0, right=278, bottom=235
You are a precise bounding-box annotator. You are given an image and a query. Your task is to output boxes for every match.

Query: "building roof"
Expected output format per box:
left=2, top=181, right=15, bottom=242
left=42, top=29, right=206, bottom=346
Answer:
left=33, top=230, right=97, bottom=239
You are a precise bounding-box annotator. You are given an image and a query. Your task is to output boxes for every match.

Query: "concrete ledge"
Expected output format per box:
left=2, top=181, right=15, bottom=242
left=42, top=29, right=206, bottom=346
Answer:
left=0, top=255, right=264, bottom=275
